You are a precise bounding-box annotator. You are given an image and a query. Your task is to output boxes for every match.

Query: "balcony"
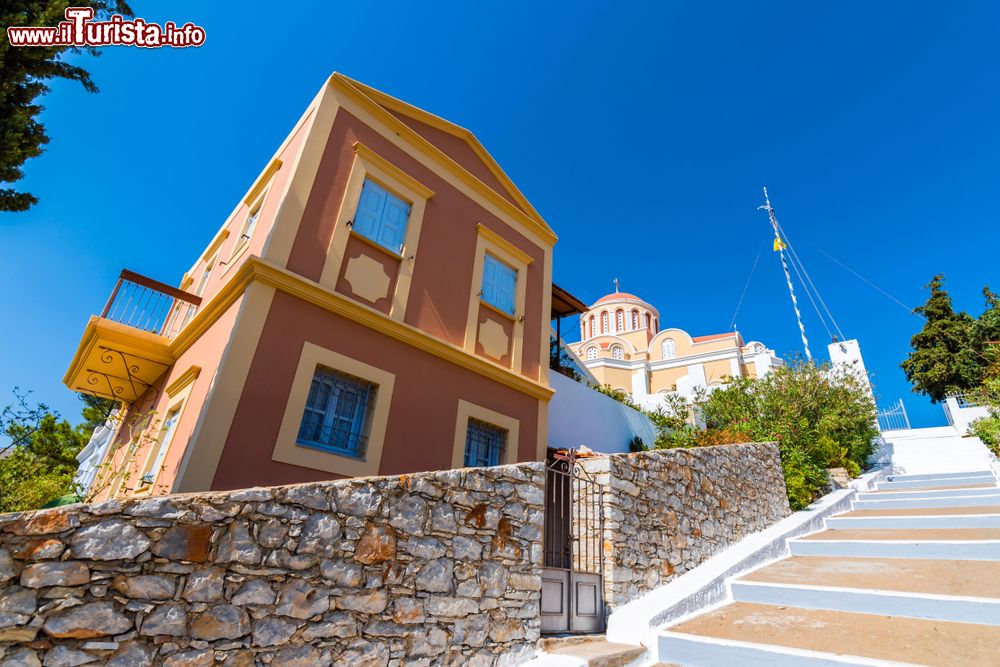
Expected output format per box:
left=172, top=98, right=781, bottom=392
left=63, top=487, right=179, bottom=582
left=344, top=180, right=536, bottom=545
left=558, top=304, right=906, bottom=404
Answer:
left=64, top=270, right=201, bottom=403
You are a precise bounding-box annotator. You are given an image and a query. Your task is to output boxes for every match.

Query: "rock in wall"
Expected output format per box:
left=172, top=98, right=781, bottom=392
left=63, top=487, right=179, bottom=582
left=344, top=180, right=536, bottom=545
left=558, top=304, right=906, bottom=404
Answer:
left=0, top=463, right=545, bottom=666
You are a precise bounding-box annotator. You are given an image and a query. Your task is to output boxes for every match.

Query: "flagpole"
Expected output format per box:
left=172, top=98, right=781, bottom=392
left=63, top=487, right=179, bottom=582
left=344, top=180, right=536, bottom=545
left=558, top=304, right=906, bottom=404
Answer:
left=760, top=187, right=812, bottom=361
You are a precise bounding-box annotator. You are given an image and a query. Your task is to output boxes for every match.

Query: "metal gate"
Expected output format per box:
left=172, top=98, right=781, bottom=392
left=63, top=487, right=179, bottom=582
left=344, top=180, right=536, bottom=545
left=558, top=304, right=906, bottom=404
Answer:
left=877, top=398, right=911, bottom=431
left=540, top=450, right=605, bottom=634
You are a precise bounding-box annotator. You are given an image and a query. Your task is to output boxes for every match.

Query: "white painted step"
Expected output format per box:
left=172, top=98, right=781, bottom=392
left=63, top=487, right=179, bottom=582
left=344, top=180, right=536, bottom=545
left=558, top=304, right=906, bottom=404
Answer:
left=877, top=475, right=996, bottom=490
left=852, top=493, right=1000, bottom=510
left=658, top=632, right=919, bottom=667
left=887, top=470, right=994, bottom=482
left=788, top=538, right=1000, bottom=560
left=826, top=513, right=1000, bottom=530
left=857, top=486, right=1000, bottom=501
left=730, top=580, right=1000, bottom=625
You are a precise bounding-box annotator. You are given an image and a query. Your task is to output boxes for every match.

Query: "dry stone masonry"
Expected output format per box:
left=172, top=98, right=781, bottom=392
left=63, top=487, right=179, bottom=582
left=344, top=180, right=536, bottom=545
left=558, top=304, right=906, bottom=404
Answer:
left=582, top=442, right=790, bottom=607
left=0, top=442, right=789, bottom=665
left=0, top=463, right=546, bottom=667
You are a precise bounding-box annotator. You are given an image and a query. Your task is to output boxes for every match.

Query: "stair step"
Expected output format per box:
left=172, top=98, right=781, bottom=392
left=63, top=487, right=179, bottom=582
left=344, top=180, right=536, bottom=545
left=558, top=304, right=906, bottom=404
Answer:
left=788, top=536, right=1000, bottom=560
left=852, top=494, right=1000, bottom=510
left=877, top=475, right=996, bottom=491
left=802, top=528, right=1000, bottom=541
left=841, top=505, right=1000, bottom=517
left=888, top=470, right=994, bottom=482
left=731, top=580, right=1000, bottom=625
left=660, top=602, right=1000, bottom=666
left=859, top=487, right=998, bottom=502
left=541, top=638, right=647, bottom=667
left=739, top=555, right=1000, bottom=598
left=827, top=512, right=1000, bottom=529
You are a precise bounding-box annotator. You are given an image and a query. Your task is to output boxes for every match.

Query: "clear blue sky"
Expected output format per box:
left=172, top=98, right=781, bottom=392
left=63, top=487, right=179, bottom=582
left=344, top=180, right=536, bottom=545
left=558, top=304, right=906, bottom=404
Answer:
left=3, top=1, right=998, bottom=428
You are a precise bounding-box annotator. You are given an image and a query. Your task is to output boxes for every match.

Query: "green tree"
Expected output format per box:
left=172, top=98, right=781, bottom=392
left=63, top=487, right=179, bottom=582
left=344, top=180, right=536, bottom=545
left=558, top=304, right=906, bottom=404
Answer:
left=1, top=0, right=132, bottom=211
left=0, top=389, right=114, bottom=512
left=901, top=274, right=980, bottom=402
left=699, top=360, right=879, bottom=510
left=973, top=286, right=1000, bottom=371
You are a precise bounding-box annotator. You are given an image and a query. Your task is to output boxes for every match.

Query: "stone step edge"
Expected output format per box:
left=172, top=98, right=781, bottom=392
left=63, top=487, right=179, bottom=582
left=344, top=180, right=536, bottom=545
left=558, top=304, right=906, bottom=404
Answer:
left=888, top=470, right=995, bottom=482
left=826, top=514, right=1000, bottom=529
left=730, top=580, right=1000, bottom=625
left=788, top=538, right=1000, bottom=560
left=859, top=486, right=1000, bottom=500
left=876, top=477, right=997, bottom=490
left=523, top=642, right=648, bottom=667
left=657, top=630, right=922, bottom=667
left=851, top=495, right=1000, bottom=510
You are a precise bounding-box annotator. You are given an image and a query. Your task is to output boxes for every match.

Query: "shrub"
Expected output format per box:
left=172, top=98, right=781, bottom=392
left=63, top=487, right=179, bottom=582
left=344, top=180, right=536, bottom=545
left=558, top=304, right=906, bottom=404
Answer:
left=699, top=359, right=879, bottom=510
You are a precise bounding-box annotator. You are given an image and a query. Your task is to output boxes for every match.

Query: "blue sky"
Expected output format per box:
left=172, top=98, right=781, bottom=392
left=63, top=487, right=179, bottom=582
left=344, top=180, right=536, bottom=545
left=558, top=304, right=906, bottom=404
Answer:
left=3, top=1, right=998, bottom=427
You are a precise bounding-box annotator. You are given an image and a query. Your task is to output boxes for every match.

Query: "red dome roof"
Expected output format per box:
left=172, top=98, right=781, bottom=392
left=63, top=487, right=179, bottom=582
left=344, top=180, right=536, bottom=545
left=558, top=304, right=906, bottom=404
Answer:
left=593, top=292, right=645, bottom=305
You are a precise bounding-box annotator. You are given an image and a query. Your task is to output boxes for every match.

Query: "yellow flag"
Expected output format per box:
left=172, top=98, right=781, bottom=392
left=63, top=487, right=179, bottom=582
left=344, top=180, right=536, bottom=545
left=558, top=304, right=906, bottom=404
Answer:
left=773, top=236, right=786, bottom=252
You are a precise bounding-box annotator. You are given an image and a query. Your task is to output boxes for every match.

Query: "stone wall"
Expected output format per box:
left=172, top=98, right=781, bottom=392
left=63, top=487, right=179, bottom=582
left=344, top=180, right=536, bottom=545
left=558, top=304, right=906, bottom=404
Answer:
left=581, top=442, right=790, bottom=608
left=0, top=463, right=545, bottom=667
left=0, top=442, right=791, bottom=665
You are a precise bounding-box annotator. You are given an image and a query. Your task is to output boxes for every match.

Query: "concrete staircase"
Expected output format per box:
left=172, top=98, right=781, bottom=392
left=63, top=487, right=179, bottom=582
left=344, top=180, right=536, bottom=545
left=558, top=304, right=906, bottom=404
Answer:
left=657, top=469, right=1000, bottom=666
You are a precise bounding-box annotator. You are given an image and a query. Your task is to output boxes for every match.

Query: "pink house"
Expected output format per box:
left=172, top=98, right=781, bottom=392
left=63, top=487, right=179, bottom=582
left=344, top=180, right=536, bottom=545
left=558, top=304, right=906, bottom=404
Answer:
left=64, top=73, right=571, bottom=500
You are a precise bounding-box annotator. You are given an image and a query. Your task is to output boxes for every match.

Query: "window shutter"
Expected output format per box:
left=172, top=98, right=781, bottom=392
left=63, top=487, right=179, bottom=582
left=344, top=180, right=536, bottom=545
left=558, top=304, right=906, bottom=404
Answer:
left=354, top=179, right=411, bottom=254
left=379, top=196, right=411, bottom=253
left=482, top=255, right=516, bottom=315
left=354, top=180, right=387, bottom=240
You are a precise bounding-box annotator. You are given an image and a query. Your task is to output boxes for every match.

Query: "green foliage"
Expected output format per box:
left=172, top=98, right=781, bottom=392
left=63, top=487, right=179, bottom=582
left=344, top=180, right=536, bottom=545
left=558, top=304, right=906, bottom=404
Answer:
left=649, top=393, right=701, bottom=449
left=969, top=373, right=1000, bottom=457
left=592, top=383, right=640, bottom=410
left=628, top=436, right=647, bottom=453
left=1, top=1, right=132, bottom=211
left=901, top=275, right=994, bottom=402
left=0, top=389, right=113, bottom=513
left=698, top=360, right=879, bottom=510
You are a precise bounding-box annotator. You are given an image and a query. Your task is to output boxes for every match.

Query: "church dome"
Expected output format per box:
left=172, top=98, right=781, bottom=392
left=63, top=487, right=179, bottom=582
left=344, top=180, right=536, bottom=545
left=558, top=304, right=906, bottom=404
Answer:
left=591, top=291, right=659, bottom=314
left=580, top=290, right=661, bottom=341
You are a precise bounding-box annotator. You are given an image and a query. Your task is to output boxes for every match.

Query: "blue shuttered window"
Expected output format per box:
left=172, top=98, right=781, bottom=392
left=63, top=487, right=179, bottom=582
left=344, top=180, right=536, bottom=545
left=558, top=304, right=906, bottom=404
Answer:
left=353, top=179, right=411, bottom=254
left=481, top=254, right=517, bottom=315
left=297, top=365, right=377, bottom=458
left=463, top=418, right=508, bottom=467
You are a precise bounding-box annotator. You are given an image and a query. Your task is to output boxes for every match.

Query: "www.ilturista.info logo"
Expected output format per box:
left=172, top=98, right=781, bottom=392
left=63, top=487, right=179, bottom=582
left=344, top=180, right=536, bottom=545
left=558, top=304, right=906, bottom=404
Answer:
left=7, top=7, right=205, bottom=48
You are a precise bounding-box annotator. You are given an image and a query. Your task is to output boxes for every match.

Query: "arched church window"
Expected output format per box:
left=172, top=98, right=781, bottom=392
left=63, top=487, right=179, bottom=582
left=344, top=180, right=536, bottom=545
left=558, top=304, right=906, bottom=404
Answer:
left=616, top=310, right=624, bottom=332
left=611, top=345, right=624, bottom=360
left=661, top=338, right=676, bottom=359
left=601, top=311, right=609, bottom=334
left=644, top=312, right=651, bottom=329
left=586, top=346, right=598, bottom=360
left=588, top=315, right=596, bottom=339
left=631, top=310, right=639, bottom=330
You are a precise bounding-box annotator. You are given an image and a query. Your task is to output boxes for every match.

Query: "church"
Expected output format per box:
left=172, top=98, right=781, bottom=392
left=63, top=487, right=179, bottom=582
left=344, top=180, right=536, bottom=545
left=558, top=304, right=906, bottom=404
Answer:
left=572, top=286, right=782, bottom=411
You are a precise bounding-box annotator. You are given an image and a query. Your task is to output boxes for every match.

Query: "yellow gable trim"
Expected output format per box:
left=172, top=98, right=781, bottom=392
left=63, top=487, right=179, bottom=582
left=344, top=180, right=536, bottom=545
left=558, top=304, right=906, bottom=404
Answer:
left=244, top=159, right=283, bottom=206
left=475, top=223, right=534, bottom=266
left=202, top=229, right=230, bottom=262
left=329, top=74, right=557, bottom=247
left=347, top=77, right=548, bottom=228
left=165, top=365, right=202, bottom=398
left=353, top=142, right=435, bottom=200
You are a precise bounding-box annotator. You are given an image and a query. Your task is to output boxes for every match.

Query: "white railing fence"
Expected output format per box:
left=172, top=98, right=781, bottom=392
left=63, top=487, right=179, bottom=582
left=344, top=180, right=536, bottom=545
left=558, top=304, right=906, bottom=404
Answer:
left=877, top=398, right=911, bottom=432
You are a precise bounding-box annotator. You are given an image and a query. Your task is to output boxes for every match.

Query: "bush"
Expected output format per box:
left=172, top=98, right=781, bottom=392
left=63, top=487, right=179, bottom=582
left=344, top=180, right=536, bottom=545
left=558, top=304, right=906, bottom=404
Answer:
left=969, top=412, right=1000, bottom=457
left=968, top=374, right=1000, bottom=457
left=698, top=359, right=879, bottom=510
